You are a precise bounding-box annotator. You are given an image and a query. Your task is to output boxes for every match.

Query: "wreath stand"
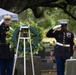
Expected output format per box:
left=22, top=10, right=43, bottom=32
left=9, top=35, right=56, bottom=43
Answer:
left=12, top=25, right=35, bottom=75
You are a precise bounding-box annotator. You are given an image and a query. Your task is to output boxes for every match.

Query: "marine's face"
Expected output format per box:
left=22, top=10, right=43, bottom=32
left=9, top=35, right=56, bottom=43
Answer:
left=4, top=19, right=11, bottom=26
left=61, top=24, right=67, bottom=31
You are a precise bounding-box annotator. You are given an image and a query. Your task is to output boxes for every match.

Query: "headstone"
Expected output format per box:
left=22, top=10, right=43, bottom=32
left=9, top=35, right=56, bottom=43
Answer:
left=65, top=59, right=76, bottom=75
left=15, top=56, right=41, bottom=75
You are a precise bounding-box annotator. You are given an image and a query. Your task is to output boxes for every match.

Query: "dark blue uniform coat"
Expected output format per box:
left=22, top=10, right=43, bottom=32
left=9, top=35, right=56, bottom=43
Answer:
left=46, top=29, right=74, bottom=59
left=0, top=23, right=14, bottom=59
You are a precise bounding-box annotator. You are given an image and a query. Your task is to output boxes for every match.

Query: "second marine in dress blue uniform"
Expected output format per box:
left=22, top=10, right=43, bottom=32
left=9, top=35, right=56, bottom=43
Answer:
left=46, top=28, right=74, bottom=59
left=46, top=19, right=74, bottom=75
left=0, top=15, right=14, bottom=75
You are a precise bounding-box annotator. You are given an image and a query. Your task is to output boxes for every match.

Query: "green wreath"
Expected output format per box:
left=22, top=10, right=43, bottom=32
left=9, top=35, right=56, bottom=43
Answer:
left=12, top=25, right=39, bottom=51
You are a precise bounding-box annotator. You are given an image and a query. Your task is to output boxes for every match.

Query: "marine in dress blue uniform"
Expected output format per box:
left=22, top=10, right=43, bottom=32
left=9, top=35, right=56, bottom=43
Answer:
left=46, top=19, right=74, bottom=75
left=0, top=15, right=14, bottom=75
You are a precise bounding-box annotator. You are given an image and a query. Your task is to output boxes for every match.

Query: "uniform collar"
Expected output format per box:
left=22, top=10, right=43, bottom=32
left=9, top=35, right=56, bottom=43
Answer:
left=1, top=22, right=9, bottom=27
left=61, top=29, right=68, bottom=32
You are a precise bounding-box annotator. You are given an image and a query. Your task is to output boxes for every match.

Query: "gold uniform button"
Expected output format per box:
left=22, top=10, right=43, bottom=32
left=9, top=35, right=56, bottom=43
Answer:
left=3, top=27, right=5, bottom=29
left=63, top=40, right=65, bottom=42
left=7, top=28, right=9, bottom=30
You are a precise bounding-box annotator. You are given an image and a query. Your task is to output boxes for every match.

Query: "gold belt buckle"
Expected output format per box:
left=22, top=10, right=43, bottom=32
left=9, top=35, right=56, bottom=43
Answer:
left=63, top=44, right=66, bottom=47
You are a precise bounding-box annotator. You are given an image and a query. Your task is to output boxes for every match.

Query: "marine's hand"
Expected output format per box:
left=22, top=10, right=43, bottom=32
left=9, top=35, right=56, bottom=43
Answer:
left=53, top=25, right=61, bottom=30
left=0, top=19, right=4, bottom=25
left=70, top=56, right=73, bottom=59
left=14, top=54, right=17, bottom=59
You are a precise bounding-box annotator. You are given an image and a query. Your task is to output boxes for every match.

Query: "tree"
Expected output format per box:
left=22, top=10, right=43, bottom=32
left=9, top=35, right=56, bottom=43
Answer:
left=0, top=0, right=76, bottom=19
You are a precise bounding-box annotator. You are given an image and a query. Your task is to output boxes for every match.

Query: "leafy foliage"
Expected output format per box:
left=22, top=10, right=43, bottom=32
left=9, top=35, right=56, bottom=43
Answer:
left=5, top=5, right=76, bottom=56
left=6, top=21, right=44, bottom=56
left=1, top=0, right=76, bottom=19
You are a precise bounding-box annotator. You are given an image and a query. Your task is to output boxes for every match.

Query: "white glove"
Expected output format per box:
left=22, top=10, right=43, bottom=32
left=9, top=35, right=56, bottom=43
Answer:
left=0, top=19, right=4, bottom=25
left=70, top=56, right=73, bottom=59
left=53, top=25, right=61, bottom=30
left=14, top=54, right=17, bottom=59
